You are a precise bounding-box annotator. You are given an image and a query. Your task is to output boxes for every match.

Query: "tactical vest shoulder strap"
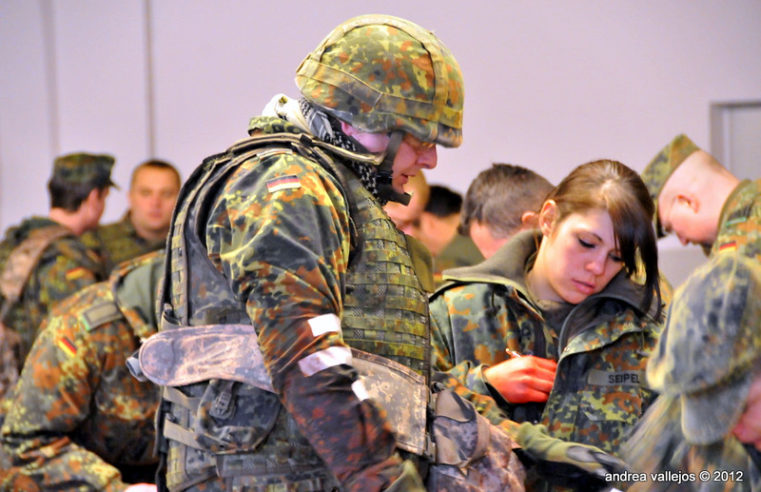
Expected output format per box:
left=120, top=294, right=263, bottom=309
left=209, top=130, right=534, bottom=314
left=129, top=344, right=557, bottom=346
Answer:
left=0, top=225, right=72, bottom=319
left=159, top=132, right=361, bottom=324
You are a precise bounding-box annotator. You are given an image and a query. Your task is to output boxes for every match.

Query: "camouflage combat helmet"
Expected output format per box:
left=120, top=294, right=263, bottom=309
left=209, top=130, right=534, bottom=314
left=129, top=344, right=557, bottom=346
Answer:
left=295, top=14, right=464, bottom=148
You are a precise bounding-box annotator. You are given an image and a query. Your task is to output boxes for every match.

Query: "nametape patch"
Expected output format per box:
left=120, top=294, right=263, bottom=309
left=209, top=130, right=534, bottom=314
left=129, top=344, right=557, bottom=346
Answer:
left=587, top=370, right=643, bottom=386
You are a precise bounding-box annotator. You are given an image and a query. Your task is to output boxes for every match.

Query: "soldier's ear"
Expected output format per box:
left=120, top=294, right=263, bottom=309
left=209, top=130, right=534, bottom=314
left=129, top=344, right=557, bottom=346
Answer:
left=675, top=193, right=700, bottom=214
left=521, top=211, right=539, bottom=230
left=538, top=200, right=557, bottom=236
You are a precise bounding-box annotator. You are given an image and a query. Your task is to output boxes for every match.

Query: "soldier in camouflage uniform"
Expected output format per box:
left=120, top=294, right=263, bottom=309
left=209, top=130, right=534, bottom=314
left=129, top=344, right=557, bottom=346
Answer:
left=0, top=152, right=113, bottom=383
left=623, top=252, right=761, bottom=491
left=459, top=163, right=554, bottom=260
left=415, top=185, right=484, bottom=287
left=641, top=133, right=761, bottom=260
left=0, top=252, right=163, bottom=492
left=126, top=14, right=531, bottom=492
left=82, top=159, right=181, bottom=273
left=429, top=160, right=664, bottom=488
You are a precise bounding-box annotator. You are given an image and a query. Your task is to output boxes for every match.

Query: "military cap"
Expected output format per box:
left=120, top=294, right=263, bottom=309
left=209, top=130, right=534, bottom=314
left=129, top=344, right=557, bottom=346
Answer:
left=52, top=152, right=118, bottom=188
left=647, top=252, right=761, bottom=445
left=641, top=134, right=699, bottom=237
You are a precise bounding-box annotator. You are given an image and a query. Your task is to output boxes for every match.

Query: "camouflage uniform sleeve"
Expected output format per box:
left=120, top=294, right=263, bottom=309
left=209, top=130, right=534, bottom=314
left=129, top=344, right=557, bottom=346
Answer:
left=206, top=153, right=405, bottom=490
left=0, top=300, right=127, bottom=491
left=430, top=289, right=521, bottom=437
left=429, top=286, right=497, bottom=396
left=34, top=237, right=103, bottom=312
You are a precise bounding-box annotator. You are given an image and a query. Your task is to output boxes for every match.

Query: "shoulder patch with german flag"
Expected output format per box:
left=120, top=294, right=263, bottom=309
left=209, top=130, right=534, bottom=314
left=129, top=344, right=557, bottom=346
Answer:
left=718, top=241, right=738, bottom=253
left=65, top=266, right=89, bottom=281
left=266, top=175, right=300, bottom=193
left=57, top=336, right=77, bottom=357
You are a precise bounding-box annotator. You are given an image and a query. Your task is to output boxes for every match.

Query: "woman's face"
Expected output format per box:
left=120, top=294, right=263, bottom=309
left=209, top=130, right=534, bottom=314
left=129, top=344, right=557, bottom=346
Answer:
left=535, top=204, right=625, bottom=304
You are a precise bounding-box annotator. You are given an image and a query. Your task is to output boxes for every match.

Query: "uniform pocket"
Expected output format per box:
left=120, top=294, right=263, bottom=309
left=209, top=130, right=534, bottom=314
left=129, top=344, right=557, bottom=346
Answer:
left=194, top=379, right=281, bottom=453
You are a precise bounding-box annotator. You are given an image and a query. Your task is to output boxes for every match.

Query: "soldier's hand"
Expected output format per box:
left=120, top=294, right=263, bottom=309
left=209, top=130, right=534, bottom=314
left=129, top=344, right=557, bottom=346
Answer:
left=733, top=376, right=761, bottom=450
left=484, top=355, right=556, bottom=403
left=514, top=422, right=630, bottom=491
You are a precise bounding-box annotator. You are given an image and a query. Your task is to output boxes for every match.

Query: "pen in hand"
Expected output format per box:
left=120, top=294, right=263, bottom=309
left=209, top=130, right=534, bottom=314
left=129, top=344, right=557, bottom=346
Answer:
left=505, top=348, right=522, bottom=359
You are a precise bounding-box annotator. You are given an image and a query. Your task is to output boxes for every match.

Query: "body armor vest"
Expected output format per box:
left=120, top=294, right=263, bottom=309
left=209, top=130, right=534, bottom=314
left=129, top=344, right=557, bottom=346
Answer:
left=155, top=133, right=430, bottom=491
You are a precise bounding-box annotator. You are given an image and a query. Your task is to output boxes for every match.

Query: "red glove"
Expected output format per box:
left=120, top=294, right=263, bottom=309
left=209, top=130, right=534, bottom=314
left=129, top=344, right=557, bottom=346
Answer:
left=484, top=355, right=557, bottom=404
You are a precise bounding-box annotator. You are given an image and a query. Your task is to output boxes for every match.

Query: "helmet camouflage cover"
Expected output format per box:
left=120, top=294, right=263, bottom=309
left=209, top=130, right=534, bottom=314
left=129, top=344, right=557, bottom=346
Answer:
left=296, top=14, right=464, bottom=148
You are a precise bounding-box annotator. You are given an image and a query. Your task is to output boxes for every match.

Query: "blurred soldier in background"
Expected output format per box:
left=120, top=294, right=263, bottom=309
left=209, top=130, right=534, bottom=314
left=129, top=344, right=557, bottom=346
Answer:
left=415, top=184, right=483, bottom=285
left=82, top=159, right=180, bottom=272
left=0, top=152, right=113, bottom=396
left=641, top=134, right=761, bottom=261
left=624, top=252, right=761, bottom=491
left=459, top=163, right=553, bottom=259
left=0, top=252, right=163, bottom=492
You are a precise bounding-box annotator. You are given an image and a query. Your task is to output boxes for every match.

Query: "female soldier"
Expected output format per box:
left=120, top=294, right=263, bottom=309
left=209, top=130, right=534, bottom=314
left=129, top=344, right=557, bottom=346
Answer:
left=430, top=159, right=664, bottom=456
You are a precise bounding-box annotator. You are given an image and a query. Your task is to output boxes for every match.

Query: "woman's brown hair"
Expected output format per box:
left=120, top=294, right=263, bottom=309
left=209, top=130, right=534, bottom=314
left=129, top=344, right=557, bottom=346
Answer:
left=544, top=159, right=662, bottom=317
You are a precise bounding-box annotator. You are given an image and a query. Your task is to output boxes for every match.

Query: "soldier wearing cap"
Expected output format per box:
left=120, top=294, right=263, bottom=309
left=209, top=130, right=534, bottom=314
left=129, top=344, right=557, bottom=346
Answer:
left=641, top=134, right=761, bottom=260
left=623, top=252, right=761, bottom=491
left=82, top=159, right=181, bottom=273
left=0, top=152, right=114, bottom=393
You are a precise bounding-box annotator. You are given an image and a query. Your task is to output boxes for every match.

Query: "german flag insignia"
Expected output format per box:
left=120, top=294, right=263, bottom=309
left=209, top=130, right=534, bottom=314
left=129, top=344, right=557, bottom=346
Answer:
left=57, top=337, right=77, bottom=357
left=718, top=241, right=738, bottom=253
left=65, top=266, right=88, bottom=281
left=266, top=175, right=300, bottom=193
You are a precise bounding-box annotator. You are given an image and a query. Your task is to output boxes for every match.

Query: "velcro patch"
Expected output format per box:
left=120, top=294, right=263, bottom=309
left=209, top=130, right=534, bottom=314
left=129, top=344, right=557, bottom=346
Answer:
left=266, top=175, right=300, bottom=193
left=82, top=301, right=121, bottom=331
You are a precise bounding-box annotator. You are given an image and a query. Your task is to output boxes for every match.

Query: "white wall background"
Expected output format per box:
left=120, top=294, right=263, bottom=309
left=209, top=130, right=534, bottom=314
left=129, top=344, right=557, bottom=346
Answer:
left=2, top=0, right=760, bottom=284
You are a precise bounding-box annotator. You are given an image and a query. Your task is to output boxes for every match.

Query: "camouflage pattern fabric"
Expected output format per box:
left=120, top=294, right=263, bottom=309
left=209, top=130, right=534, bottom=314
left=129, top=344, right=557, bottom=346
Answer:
left=0, top=216, right=105, bottom=365
left=158, top=116, right=425, bottom=491
left=646, top=253, right=761, bottom=444
left=624, top=396, right=760, bottom=491
left=0, top=322, right=20, bottom=401
left=622, top=252, right=761, bottom=491
left=640, top=134, right=699, bottom=237
left=429, top=231, right=662, bottom=455
left=432, top=233, right=484, bottom=287
left=52, top=152, right=117, bottom=188
left=0, top=252, right=162, bottom=490
left=710, top=179, right=761, bottom=261
left=81, top=212, right=166, bottom=273
left=296, top=14, right=464, bottom=148
left=154, top=115, right=526, bottom=491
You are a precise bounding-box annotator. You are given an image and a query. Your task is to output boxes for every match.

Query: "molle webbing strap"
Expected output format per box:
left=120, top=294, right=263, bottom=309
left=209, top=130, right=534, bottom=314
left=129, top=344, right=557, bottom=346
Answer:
left=161, top=131, right=367, bottom=325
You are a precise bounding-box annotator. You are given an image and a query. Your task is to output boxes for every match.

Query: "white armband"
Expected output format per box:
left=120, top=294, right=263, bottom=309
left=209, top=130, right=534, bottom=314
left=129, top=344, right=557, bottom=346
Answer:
left=307, top=313, right=341, bottom=337
left=298, top=346, right=353, bottom=377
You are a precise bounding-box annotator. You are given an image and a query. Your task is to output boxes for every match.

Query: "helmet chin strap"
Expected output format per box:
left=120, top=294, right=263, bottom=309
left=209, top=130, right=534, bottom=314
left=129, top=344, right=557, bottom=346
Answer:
left=375, top=131, right=411, bottom=205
